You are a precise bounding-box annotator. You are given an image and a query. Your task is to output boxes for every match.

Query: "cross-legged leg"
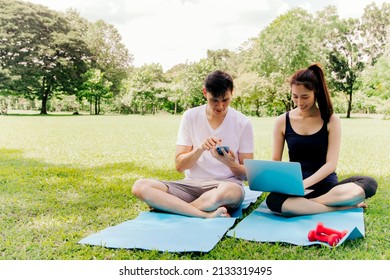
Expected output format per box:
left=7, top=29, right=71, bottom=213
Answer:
left=280, top=197, right=362, bottom=217
left=190, top=181, right=244, bottom=213
left=132, top=179, right=229, bottom=218
left=311, top=182, right=366, bottom=207
left=268, top=176, right=377, bottom=217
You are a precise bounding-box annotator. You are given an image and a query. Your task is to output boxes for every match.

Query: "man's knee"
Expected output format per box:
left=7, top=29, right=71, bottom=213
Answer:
left=216, top=182, right=244, bottom=207
left=132, top=179, right=150, bottom=198
left=132, top=179, right=167, bottom=199
left=217, top=182, right=241, bottom=195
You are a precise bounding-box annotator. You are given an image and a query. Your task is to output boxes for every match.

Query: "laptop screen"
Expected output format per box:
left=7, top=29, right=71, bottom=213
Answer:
left=244, top=159, right=305, bottom=196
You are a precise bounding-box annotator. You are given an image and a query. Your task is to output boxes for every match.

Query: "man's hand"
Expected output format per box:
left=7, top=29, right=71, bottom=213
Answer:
left=200, top=136, right=221, bottom=151
left=211, top=147, right=236, bottom=167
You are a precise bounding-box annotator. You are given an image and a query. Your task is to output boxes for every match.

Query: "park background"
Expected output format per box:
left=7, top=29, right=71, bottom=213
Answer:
left=0, top=0, right=389, bottom=260
left=1, top=0, right=390, bottom=118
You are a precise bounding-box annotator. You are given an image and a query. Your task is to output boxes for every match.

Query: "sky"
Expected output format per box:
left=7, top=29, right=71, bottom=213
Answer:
left=23, top=0, right=390, bottom=71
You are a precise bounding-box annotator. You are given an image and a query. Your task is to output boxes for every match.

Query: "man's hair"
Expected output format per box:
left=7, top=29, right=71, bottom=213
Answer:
left=204, top=70, right=234, bottom=98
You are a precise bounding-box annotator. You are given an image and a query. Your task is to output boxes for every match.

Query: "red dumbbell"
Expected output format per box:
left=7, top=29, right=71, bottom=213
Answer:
left=308, top=230, right=340, bottom=246
left=316, top=222, right=348, bottom=239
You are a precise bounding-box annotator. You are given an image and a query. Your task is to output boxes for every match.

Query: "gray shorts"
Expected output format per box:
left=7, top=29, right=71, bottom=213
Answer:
left=159, top=179, right=245, bottom=210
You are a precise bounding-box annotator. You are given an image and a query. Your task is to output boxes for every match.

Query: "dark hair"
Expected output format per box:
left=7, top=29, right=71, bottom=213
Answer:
left=204, top=70, right=234, bottom=99
left=289, top=63, right=333, bottom=123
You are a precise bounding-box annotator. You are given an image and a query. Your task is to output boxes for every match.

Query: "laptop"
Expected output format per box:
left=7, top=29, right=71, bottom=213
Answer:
left=244, top=159, right=306, bottom=196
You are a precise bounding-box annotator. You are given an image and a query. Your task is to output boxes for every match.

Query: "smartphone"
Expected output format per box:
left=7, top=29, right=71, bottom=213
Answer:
left=216, top=146, right=230, bottom=155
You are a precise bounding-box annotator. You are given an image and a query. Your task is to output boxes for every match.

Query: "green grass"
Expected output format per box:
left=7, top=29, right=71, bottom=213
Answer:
left=0, top=114, right=389, bottom=260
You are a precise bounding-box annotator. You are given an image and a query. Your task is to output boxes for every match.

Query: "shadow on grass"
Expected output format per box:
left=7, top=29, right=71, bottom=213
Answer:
left=3, top=113, right=87, bottom=117
left=0, top=148, right=183, bottom=259
left=1, top=108, right=111, bottom=117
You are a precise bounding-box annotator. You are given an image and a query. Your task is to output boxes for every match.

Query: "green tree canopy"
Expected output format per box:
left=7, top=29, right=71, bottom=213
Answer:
left=0, top=0, right=91, bottom=114
left=120, top=64, right=165, bottom=114
left=80, top=68, right=113, bottom=115
left=84, top=19, right=133, bottom=96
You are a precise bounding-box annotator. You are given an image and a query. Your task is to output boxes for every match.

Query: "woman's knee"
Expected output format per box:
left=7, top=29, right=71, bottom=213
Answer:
left=265, top=193, right=287, bottom=214
left=358, top=176, right=378, bottom=198
left=339, top=176, right=378, bottom=198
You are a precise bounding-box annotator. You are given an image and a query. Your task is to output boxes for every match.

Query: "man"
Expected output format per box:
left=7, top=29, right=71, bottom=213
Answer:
left=132, top=70, right=254, bottom=218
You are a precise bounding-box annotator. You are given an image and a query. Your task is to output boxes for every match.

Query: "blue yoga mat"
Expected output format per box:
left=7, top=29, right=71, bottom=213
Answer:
left=227, top=202, right=365, bottom=247
left=78, top=188, right=262, bottom=252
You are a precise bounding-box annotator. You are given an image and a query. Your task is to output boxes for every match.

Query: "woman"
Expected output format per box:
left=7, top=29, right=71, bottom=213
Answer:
left=265, top=63, right=377, bottom=216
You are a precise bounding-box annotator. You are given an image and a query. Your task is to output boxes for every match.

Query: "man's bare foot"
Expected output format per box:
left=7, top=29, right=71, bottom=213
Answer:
left=357, top=202, right=367, bottom=208
left=207, top=207, right=230, bottom=218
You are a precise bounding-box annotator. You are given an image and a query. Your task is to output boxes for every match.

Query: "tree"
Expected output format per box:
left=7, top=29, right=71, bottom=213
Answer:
left=0, top=0, right=91, bottom=114
left=249, top=8, right=320, bottom=76
left=244, top=8, right=323, bottom=112
left=361, top=37, right=390, bottom=101
left=326, top=18, right=366, bottom=118
left=206, top=49, right=239, bottom=75
left=325, top=3, right=390, bottom=118
left=360, top=2, right=390, bottom=65
left=178, top=60, right=213, bottom=110
left=164, top=63, right=188, bottom=114
left=84, top=19, right=133, bottom=96
left=120, top=64, right=165, bottom=114
left=80, top=69, right=112, bottom=115
left=234, top=72, right=268, bottom=116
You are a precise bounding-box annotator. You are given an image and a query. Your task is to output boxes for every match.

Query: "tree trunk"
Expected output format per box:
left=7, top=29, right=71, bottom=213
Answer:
left=346, top=86, right=353, bottom=118
left=255, top=100, right=260, bottom=117
left=40, top=90, right=50, bottom=115
left=94, top=96, right=98, bottom=115
left=40, top=77, right=50, bottom=115
left=40, top=95, right=48, bottom=114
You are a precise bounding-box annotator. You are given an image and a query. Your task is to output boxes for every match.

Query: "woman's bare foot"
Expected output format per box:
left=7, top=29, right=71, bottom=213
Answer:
left=331, top=202, right=368, bottom=212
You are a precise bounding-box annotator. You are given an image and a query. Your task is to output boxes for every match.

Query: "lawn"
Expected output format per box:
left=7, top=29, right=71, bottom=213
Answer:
left=0, top=114, right=389, bottom=260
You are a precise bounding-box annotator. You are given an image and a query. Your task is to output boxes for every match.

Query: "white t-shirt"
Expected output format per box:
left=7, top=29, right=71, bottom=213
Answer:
left=176, top=104, right=254, bottom=184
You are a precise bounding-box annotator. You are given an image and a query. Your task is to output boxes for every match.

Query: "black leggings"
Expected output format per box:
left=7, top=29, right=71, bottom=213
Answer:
left=265, top=176, right=378, bottom=214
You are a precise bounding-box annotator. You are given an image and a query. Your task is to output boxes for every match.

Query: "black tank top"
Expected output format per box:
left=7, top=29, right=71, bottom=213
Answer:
left=285, top=112, right=337, bottom=183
